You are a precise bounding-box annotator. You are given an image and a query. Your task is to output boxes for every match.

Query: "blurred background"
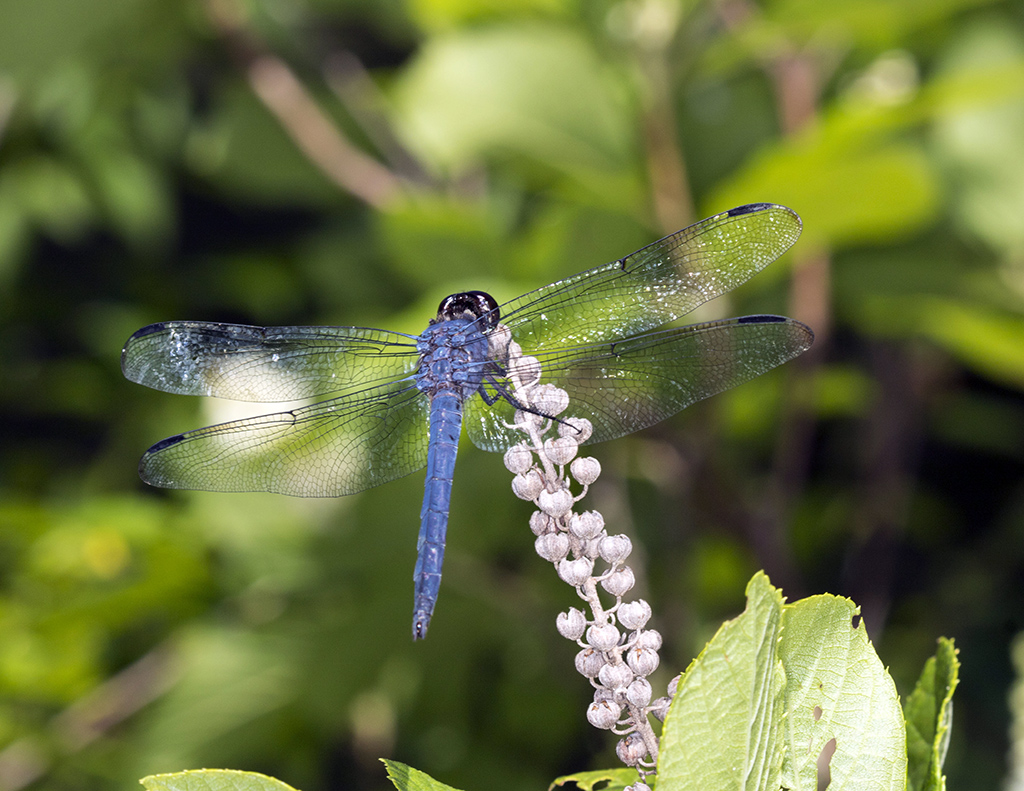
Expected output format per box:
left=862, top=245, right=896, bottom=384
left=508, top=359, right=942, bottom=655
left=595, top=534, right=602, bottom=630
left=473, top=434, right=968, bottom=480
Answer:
left=1, top=0, right=1023, bottom=789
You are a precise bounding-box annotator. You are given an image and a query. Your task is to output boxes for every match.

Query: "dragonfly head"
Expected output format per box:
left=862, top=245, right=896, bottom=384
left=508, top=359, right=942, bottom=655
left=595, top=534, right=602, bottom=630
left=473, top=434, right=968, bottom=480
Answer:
left=435, top=290, right=499, bottom=328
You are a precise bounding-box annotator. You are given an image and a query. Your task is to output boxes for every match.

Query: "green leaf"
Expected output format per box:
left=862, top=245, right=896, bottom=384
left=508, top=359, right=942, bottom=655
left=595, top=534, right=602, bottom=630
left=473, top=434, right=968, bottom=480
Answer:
left=709, top=135, right=939, bottom=249
left=930, top=20, right=1024, bottom=260
left=0, top=0, right=149, bottom=82
left=391, top=24, right=632, bottom=176
left=659, top=574, right=908, bottom=791
left=407, top=0, right=573, bottom=32
left=86, top=149, right=172, bottom=246
left=550, top=768, right=640, bottom=791
left=382, top=759, right=465, bottom=791
left=199, top=83, right=340, bottom=206
left=779, top=593, right=907, bottom=790
left=902, top=297, right=1024, bottom=390
left=137, top=628, right=298, bottom=770
left=3, top=154, right=95, bottom=241
left=376, top=196, right=507, bottom=289
left=658, top=571, right=786, bottom=790
left=141, top=770, right=299, bottom=791
left=905, top=638, right=960, bottom=791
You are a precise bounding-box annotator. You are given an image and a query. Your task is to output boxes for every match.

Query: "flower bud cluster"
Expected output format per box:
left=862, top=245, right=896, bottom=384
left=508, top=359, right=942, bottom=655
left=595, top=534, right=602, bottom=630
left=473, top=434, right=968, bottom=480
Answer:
left=498, top=331, right=677, bottom=778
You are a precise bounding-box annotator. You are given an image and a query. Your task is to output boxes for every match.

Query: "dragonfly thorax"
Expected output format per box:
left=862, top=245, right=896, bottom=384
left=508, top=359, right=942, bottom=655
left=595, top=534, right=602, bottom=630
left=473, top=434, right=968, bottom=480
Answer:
left=434, top=291, right=499, bottom=327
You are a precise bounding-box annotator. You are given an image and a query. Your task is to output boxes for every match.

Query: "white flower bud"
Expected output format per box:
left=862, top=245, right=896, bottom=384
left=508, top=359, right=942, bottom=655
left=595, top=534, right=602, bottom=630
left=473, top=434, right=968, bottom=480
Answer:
left=570, top=456, right=601, bottom=484
left=569, top=511, right=604, bottom=540
left=538, top=487, right=573, bottom=517
left=557, top=557, right=594, bottom=586
left=625, top=677, right=652, bottom=708
left=626, top=782, right=652, bottom=791
left=636, top=629, right=662, bottom=651
left=599, top=534, right=632, bottom=563
left=600, top=567, right=635, bottom=597
left=650, top=696, right=671, bottom=721
left=535, top=533, right=570, bottom=562
left=586, top=623, right=620, bottom=651
left=626, top=646, right=659, bottom=676
left=559, top=417, right=593, bottom=444
left=580, top=536, right=603, bottom=560
left=529, top=511, right=557, bottom=536
left=615, top=732, right=648, bottom=766
left=598, top=662, right=634, bottom=691
left=556, top=608, right=587, bottom=640
left=617, top=600, right=652, bottom=630
left=487, top=324, right=513, bottom=358
left=668, top=673, right=681, bottom=697
left=513, top=409, right=544, bottom=432
left=511, top=355, right=542, bottom=385
left=587, top=699, right=621, bottom=730
left=533, top=384, right=569, bottom=416
left=575, top=647, right=606, bottom=677
left=511, top=469, right=544, bottom=500
left=503, top=443, right=533, bottom=474
left=543, top=436, right=578, bottom=465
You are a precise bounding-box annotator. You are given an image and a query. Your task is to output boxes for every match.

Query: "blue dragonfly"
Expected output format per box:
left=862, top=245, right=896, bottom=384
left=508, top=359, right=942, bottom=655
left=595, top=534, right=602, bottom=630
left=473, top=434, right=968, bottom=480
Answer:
left=122, top=203, right=812, bottom=639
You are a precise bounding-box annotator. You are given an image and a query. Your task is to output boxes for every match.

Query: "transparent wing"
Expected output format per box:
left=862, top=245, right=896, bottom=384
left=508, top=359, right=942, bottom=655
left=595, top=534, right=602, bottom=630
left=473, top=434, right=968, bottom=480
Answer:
left=122, top=321, right=419, bottom=402
left=489, top=204, right=802, bottom=352
left=464, top=316, right=813, bottom=452
left=140, top=380, right=430, bottom=496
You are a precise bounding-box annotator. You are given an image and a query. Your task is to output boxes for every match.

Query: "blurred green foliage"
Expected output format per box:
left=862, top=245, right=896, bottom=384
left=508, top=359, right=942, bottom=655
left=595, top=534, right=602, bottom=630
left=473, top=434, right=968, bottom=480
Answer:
left=1, top=0, right=1023, bottom=790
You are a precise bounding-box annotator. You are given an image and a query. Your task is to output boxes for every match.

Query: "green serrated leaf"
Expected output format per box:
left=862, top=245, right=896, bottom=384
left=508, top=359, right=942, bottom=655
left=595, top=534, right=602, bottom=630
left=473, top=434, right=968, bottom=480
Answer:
left=550, top=767, right=640, bottom=791
left=381, top=760, right=465, bottom=791
left=141, top=769, right=299, bottom=791
left=779, top=595, right=907, bottom=791
left=905, top=638, right=960, bottom=791
left=658, top=571, right=786, bottom=790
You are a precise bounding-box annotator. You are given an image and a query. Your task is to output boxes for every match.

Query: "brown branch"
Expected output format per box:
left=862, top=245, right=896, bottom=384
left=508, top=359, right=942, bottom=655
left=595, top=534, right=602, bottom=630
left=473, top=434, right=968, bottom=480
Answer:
left=642, top=97, right=695, bottom=233
left=246, top=56, right=403, bottom=207
left=635, top=30, right=695, bottom=232
left=322, top=51, right=434, bottom=188
left=204, top=0, right=403, bottom=208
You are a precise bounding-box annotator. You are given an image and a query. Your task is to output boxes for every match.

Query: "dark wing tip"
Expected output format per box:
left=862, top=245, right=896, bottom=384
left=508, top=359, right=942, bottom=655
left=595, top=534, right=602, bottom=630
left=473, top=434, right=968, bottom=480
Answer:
left=126, top=322, right=171, bottom=343
left=726, top=202, right=792, bottom=217
left=145, top=433, right=186, bottom=455
left=736, top=314, right=815, bottom=347
left=139, top=434, right=186, bottom=486
left=121, top=322, right=170, bottom=374
left=726, top=203, right=802, bottom=230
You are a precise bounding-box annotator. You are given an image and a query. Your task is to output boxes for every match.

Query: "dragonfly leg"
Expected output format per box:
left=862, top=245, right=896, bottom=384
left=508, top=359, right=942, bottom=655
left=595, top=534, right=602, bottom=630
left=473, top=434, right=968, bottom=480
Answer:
left=479, top=374, right=580, bottom=435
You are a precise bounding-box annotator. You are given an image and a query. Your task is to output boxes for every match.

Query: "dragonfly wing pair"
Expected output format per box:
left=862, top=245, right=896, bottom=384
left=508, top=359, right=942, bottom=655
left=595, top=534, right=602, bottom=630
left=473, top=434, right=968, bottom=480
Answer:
left=122, top=202, right=813, bottom=636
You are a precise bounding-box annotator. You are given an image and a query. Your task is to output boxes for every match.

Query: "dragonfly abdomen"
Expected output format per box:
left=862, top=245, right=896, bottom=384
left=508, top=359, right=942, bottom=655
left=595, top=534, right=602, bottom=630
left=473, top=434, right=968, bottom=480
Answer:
left=411, top=318, right=492, bottom=639
left=413, top=392, right=464, bottom=640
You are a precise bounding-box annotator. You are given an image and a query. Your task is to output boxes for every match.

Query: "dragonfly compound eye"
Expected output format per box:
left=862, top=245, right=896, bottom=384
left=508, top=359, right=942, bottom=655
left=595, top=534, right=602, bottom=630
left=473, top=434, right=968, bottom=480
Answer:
left=437, top=291, right=500, bottom=326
